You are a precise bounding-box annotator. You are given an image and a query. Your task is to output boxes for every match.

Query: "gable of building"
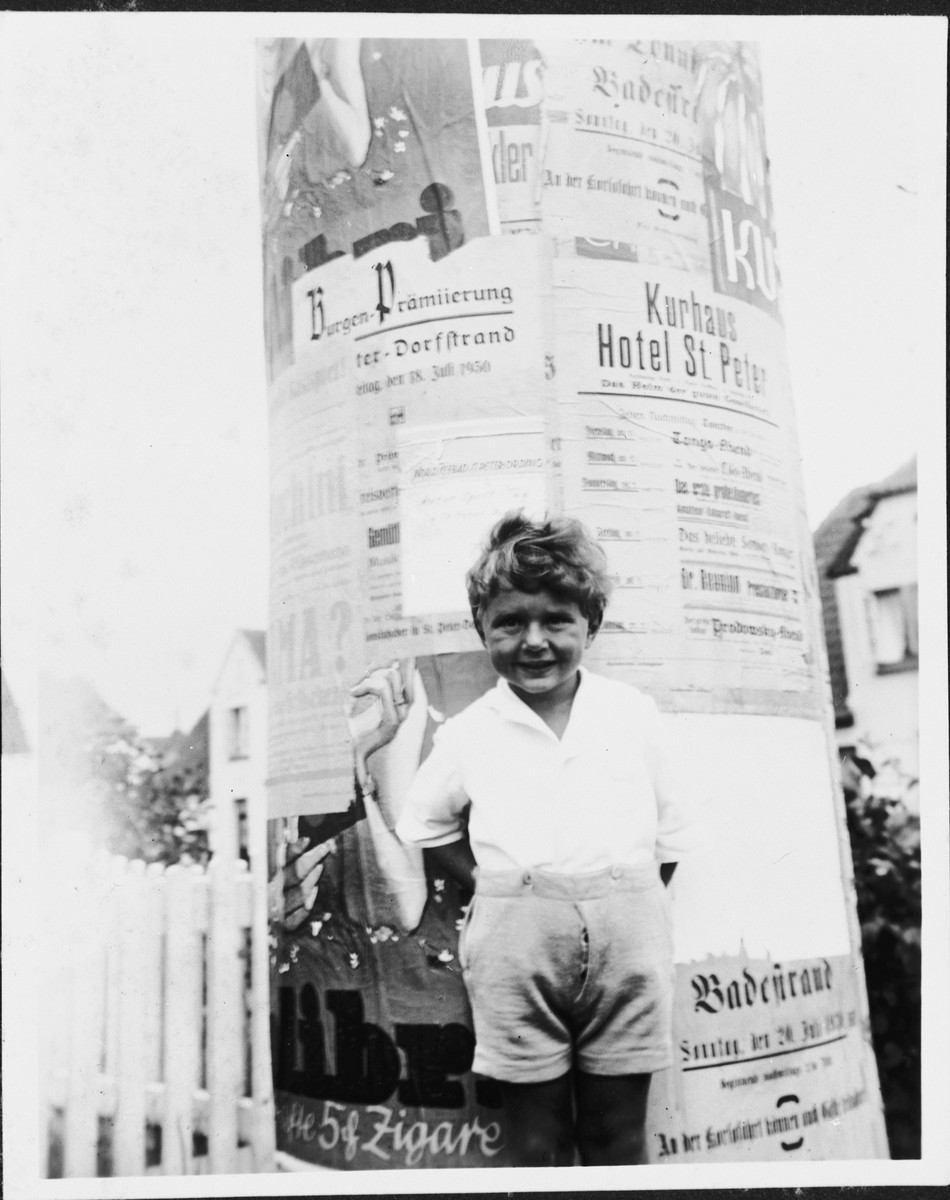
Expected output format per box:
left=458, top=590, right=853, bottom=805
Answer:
left=827, top=457, right=917, bottom=581
left=211, top=628, right=267, bottom=698
left=813, top=457, right=916, bottom=728
left=1, top=669, right=29, bottom=755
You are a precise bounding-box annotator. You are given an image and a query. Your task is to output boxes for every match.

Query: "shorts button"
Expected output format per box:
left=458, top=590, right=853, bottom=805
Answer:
left=609, top=866, right=622, bottom=880
left=522, top=871, right=532, bottom=886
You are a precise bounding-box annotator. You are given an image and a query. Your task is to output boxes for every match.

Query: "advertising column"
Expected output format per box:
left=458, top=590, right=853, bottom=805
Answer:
left=257, top=36, right=888, bottom=1170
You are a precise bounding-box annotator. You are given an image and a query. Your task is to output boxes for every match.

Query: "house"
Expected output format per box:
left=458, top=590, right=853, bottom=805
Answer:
left=208, top=630, right=267, bottom=865
left=814, top=457, right=918, bottom=805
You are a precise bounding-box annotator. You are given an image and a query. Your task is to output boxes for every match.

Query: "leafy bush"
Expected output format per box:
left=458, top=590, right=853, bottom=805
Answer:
left=840, top=745, right=920, bottom=1159
left=39, top=675, right=211, bottom=867
left=93, top=718, right=211, bottom=867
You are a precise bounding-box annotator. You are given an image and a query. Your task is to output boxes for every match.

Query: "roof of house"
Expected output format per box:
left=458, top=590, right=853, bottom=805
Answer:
left=210, top=628, right=267, bottom=696
left=1, top=669, right=29, bottom=755
left=825, top=457, right=917, bottom=580
left=813, top=456, right=917, bottom=728
left=240, top=629, right=267, bottom=669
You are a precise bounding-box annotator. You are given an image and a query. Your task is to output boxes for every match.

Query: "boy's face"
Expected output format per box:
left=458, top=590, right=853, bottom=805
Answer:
left=479, top=586, right=595, bottom=705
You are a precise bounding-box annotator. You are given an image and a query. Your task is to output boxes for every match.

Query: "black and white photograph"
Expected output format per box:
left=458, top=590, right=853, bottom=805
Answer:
left=1, top=11, right=946, bottom=1196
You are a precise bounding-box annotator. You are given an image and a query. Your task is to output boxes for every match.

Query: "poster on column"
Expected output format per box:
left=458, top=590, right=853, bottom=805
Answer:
left=267, top=320, right=363, bottom=819
left=640, top=708, right=888, bottom=1162
left=479, top=38, right=544, bottom=233
left=653, top=952, right=882, bottom=1162
left=259, top=37, right=496, bottom=383
left=537, top=39, right=711, bottom=272
left=325, top=234, right=554, bottom=658
left=535, top=38, right=780, bottom=317
left=551, top=256, right=823, bottom=719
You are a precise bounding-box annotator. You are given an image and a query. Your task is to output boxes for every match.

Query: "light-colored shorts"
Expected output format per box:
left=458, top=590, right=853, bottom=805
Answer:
left=458, top=863, right=674, bottom=1084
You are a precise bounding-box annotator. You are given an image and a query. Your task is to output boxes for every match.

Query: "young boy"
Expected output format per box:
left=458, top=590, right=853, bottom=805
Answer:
left=392, top=511, right=697, bottom=1166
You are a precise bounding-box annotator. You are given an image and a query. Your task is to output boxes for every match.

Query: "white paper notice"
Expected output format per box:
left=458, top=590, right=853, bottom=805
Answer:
left=552, top=256, right=822, bottom=719
left=398, top=417, right=548, bottom=616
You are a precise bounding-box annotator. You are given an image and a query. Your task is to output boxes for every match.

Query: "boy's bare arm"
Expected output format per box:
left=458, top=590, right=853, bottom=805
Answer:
left=659, top=861, right=677, bottom=886
left=427, top=837, right=478, bottom=892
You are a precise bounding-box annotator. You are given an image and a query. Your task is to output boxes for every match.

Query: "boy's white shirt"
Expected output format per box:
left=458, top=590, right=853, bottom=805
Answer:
left=395, top=667, right=701, bottom=872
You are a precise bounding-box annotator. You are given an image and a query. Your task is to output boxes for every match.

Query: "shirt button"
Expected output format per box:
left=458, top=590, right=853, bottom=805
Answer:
left=522, top=871, right=533, bottom=886
left=610, top=866, right=622, bottom=880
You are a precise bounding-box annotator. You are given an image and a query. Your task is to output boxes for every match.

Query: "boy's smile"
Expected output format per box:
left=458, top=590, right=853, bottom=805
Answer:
left=479, top=587, right=595, bottom=709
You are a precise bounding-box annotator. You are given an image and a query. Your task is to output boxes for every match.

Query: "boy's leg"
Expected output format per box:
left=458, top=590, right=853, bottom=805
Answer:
left=574, top=1071, right=652, bottom=1165
left=498, top=1072, right=575, bottom=1167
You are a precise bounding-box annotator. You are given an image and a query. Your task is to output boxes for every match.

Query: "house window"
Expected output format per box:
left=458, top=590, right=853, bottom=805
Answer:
left=228, top=706, right=250, bottom=759
left=235, top=797, right=249, bottom=863
left=867, top=585, right=918, bottom=672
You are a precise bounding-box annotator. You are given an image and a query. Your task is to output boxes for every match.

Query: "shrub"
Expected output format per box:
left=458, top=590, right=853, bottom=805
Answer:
left=840, top=745, right=920, bottom=1159
left=94, top=719, right=211, bottom=867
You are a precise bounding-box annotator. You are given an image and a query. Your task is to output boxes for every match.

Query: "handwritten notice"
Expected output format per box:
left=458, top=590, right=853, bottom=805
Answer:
left=398, top=418, right=548, bottom=616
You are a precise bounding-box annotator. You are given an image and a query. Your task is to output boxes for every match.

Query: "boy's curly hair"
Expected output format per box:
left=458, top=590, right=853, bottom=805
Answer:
left=466, top=511, right=612, bottom=635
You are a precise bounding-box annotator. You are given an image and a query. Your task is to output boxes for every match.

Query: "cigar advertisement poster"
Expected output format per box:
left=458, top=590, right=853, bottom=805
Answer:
left=257, top=37, right=888, bottom=1170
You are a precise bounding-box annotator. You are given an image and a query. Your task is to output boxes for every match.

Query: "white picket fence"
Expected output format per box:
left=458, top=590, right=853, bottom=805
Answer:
left=41, top=851, right=276, bottom=1178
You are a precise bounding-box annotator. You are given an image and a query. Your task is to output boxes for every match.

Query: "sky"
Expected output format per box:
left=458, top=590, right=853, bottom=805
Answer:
left=0, top=13, right=945, bottom=738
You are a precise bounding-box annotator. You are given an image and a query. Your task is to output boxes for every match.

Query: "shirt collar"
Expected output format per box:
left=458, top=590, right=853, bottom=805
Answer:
left=488, top=666, right=595, bottom=740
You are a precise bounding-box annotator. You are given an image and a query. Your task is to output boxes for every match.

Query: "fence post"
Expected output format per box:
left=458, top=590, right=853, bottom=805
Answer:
left=162, top=863, right=203, bottom=1174
left=144, top=862, right=166, bottom=1091
left=206, top=852, right=242, bottom=1174
left=249, top=851, right=277, bottom=1171
left=114, top=858, right=148, bottom=1176
left=62, top=851, right=109, bottom=1178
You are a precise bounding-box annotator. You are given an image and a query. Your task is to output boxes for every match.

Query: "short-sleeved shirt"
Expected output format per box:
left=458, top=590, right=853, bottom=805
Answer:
left=395, top=667, right=699, bottom=873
